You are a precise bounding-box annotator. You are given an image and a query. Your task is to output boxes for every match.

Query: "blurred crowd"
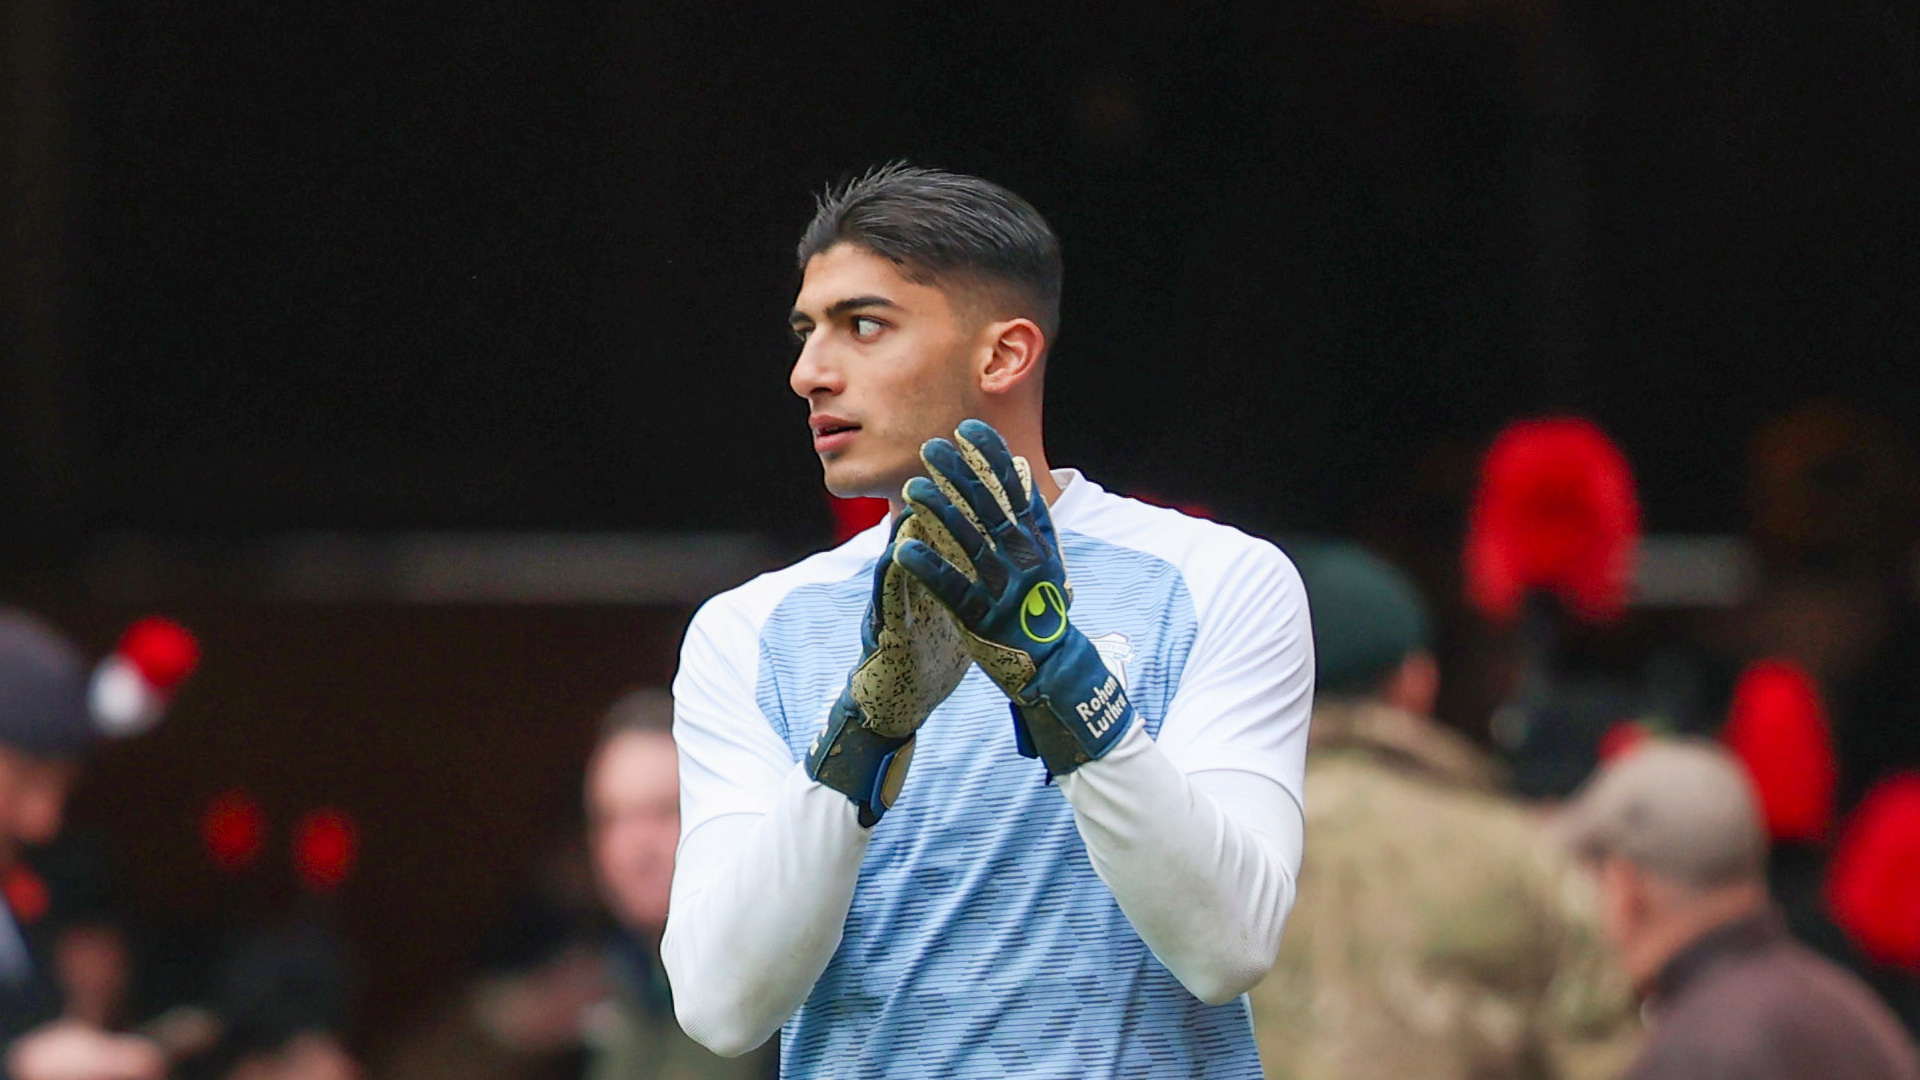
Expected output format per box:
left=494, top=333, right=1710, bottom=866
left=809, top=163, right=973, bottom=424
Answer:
left=4, top=400, right=1920, bottom=1079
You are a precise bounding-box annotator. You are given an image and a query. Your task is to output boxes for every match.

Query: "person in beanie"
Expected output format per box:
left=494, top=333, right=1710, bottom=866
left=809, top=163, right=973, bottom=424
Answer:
left=0, top=609, right=168, bottom=1080
left=1248, top=544, right=1639, bottom=1080
left=1561, top=739, right=1920, bottom=1080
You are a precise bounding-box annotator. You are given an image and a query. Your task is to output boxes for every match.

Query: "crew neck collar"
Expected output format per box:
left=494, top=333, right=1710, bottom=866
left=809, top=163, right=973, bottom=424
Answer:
left=1047, top=467, right=1095, bottom=523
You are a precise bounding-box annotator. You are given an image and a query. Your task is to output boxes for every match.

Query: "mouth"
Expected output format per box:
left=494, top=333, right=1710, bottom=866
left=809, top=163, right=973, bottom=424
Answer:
left=810, top=417, right=861, bottom=455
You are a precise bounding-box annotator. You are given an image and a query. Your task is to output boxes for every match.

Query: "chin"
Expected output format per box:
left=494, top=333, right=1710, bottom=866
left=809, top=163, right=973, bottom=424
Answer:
left=823, top=457, right=905, bottom=501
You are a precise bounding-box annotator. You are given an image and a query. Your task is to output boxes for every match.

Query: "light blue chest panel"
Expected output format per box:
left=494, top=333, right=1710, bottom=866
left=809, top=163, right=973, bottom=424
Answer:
left=754, top=531, right=1262, bottom=1079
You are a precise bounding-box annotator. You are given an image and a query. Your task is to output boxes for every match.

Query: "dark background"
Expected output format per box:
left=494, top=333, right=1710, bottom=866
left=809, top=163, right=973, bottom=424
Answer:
left=6, top=0, right=1915, bottom=553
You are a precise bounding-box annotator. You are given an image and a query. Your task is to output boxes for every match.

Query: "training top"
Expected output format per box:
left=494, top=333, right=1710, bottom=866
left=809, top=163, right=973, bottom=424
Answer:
left=672, top=470, right=1313, bottom=1078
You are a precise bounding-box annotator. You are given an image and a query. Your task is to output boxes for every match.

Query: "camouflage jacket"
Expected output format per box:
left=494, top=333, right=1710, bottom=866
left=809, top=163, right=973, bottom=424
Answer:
left=1250, top=701, right=1641, bottom=1080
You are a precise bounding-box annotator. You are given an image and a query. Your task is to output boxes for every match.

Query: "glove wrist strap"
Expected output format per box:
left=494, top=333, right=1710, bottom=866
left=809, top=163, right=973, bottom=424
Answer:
left=805, top=691, right=914, bottom=827
left=1009, top=633, right=1134, bottom=777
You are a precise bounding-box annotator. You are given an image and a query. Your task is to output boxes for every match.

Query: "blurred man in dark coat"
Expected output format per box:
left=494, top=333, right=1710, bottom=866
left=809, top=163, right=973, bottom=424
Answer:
left=0, top=610, right=164, bottom=1080
left=1563, top=739, right=1920, bottom=1080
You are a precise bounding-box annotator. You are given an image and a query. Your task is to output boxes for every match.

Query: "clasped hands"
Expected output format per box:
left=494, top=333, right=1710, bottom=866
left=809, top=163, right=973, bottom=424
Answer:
left=806, top=420, right=1135, bottom=825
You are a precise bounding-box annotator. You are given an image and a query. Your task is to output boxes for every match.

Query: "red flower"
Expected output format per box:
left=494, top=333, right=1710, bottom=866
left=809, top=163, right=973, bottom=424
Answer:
left=1720, top=660, right=1836, bottom=843
left=1464, top=418, right=1641, bottom=624
left=1827, top=774, right=1920, bottom=970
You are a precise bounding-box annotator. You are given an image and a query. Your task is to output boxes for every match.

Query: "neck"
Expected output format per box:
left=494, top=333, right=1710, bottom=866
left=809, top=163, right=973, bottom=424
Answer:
left=886, top=424, right=1060, bottom=515
left=1630, top=881, right=1770, bottom=995
left=994, top=408, right=1055, bottom=500
left=1024, top=445, right=1062, bottom=503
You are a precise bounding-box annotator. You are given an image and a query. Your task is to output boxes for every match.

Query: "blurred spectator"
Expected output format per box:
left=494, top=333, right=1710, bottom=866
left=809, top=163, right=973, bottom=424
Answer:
left=374, top=828, right=606, bottom=1080
left=51, top=923, right=131, bottom=1031
left=20, top=828, right=153, bottom=1040
left=465, top=832, right=608, bottom=1068
left=221, top=1034, right=360, bottom=1080
left=378, top=690, right=769, bottom=1080
left=1745, top=400, right=1920, bottom=813
left=582, top=691, right=770, bottom=1080
left=1740, top=401, right=1920, bottom=1029
left=1249, top=545, right=1639, bottom=1080
left=1, top=610, right=164, bottom=1080
left=1748, top=400, right=1920, bottom=580
left=1562, top=740, right=1920, bottom=1080
left=175, top=922, right=363, bottom=1080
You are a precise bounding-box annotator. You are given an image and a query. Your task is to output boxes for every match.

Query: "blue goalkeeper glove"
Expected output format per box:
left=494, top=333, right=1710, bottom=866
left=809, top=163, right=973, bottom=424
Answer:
left=805, top=510, right=974, bottom=826
left=894, top=419, right=1135, bottom=777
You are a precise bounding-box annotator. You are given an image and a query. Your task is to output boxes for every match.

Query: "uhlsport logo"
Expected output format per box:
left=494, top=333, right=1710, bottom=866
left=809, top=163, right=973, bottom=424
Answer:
left=1019, top=581, right=1068, bottom=643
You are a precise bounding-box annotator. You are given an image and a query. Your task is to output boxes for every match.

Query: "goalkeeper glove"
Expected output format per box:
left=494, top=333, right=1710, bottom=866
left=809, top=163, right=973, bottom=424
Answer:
left=895, top=419, right=1135, bottom=778
left=804, top=510, right=974, bottom=826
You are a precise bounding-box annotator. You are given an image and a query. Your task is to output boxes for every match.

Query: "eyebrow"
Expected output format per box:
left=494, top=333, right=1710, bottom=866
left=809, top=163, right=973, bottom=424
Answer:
left=788, top=295, right=902, bottom=326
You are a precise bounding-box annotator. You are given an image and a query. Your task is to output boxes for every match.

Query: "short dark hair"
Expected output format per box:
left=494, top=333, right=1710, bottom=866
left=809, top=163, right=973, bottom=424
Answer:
left=797, top=163, right=1063, bottom=339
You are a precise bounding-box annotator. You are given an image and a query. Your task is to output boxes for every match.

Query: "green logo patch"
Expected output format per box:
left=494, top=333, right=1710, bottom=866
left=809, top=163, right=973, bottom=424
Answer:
left=1019, top=581, right=1068, bottom=643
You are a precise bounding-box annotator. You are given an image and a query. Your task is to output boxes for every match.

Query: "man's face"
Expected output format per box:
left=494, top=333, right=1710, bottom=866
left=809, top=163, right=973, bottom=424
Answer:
left=1591, top=854, right=1660, bottom=984
left=586, top=731, right=680, bottom=937
left=0, top=745, right=78, bottom=867
left=789, top=243, right=989, bottom=499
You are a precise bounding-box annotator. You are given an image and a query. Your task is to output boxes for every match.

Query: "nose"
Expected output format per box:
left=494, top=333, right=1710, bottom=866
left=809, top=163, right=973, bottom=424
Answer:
left=789, top=333, right=844, bottom=401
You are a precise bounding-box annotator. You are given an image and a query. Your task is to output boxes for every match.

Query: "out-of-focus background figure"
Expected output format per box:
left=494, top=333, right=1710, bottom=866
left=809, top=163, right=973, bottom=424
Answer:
left=26, top=830, right=141, bottom=1038
left=376, top=691, right=770, bottom=1080
left=174, top=923, right=364, bottom=1080
left=1, top=610, right=180, bottom=1080
left=581, top=691, right=770, bottom=1080
left=373, top=825, right=607, bottom=1080
left=1561, top=740, right=1920, bottom=1080
left=1250, top=544, right=1639, bottom=1080
left=1732, top=402, right=1920, bottom=1029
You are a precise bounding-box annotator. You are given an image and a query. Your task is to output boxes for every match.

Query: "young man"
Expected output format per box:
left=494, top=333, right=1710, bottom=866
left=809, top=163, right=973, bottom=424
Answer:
left=663, top=165, right=1312, bottom=1078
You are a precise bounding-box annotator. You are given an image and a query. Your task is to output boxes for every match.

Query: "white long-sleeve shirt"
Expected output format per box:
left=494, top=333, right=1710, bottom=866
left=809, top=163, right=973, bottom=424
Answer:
left=664, top=471, right=1313, bottom=1079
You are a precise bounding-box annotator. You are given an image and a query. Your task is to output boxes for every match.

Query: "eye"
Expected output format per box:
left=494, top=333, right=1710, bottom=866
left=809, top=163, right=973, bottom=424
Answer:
left=851, top=316, right=885, bottom=340
left=790, top=324, right=813, bottom=344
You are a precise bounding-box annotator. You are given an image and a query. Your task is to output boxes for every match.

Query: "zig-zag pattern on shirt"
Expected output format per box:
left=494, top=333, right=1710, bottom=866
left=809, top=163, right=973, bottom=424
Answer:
left=753, top=529, right=1260, bottom=1080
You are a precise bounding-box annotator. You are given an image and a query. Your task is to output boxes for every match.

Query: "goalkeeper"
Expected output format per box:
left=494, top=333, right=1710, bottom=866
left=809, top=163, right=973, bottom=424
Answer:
left=663, top=165, right=1312, bottom=1079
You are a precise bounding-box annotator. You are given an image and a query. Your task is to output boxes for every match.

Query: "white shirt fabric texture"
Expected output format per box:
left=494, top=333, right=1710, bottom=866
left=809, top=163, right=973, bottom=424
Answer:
left=663, top=470, right=1313, bottom=1079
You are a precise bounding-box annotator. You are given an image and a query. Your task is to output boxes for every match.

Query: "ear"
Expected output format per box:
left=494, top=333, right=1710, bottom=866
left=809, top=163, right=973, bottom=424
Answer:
left=1610, top=856, right=1654, bottom=923
left=1380, top=651, right=1441, bottom=717
left=978, top=318, right=1046, bottom=395
left=1594, top=854, right=1639, bottom=933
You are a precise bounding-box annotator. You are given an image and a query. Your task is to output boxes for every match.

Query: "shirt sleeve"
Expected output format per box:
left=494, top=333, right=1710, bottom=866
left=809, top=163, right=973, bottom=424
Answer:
left=1052, top=535, right=1313, bottom=1005
left=1151, top=538, right=1314, bottom=810
left=1058, top=721, right=1303, bottom=1005
left=672, top=596, right=803, bottom=838
left=662, top=596, right=873, bottom=1057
